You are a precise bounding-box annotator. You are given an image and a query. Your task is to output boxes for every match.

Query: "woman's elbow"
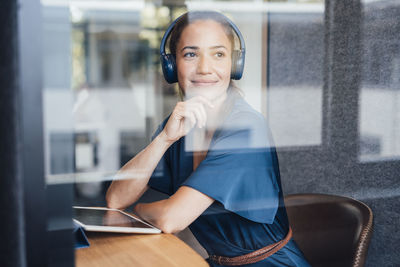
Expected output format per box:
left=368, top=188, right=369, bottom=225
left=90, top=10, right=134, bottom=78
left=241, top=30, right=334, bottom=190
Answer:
left=157, top=216, right=184, bottom=234
left=159, top=223, right=181, bottom=234
left=105, top=196, right=116, bottom=209
left=105, top=190, right=122, bottom=209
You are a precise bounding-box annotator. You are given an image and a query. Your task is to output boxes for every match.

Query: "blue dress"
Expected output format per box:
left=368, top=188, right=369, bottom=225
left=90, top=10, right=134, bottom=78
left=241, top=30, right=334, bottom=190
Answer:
left=148, top=92, right=310, bottom=267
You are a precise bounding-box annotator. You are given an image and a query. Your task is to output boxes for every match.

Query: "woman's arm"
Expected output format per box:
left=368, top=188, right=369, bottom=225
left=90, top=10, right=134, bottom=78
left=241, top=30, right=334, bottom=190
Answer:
left=106, top=131, right=173, bottom=209
left=134, top=186, right=214, bottom=234
left=106, top=96, right=214, bottom=210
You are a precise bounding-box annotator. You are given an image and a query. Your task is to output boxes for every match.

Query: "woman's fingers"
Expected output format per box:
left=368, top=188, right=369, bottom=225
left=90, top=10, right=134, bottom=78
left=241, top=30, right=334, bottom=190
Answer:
left=168, top=96, right=214, bottom=139
left=173, top=103, right=196, bottom=129
left=182, top=109, right=196, bottom=130
left=187, top=103, right=206, bottom=128
left=185, top=96, right=213, bottom=128
left=175, top=103, right=202, bottom=129
left=188, top=95, right=215, bottom=109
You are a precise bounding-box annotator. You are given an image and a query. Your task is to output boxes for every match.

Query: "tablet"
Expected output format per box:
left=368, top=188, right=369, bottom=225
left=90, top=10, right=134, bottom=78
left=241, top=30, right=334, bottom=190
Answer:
left=73, top=206, right=161, bottom=234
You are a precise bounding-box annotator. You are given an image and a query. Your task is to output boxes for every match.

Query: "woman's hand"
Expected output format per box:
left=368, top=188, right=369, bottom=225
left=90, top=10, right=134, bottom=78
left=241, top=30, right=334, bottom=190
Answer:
left=161, top=96, right=214, bottom=143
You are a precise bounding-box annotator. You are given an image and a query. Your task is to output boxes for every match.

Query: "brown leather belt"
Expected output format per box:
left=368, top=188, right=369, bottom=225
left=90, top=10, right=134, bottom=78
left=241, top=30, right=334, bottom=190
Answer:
left=209, top=227, right=292, bottom=266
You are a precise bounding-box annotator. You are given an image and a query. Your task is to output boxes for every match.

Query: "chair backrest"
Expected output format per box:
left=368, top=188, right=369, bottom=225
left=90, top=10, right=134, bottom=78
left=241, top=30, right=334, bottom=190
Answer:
left=284, top=193, right=373, bottom=267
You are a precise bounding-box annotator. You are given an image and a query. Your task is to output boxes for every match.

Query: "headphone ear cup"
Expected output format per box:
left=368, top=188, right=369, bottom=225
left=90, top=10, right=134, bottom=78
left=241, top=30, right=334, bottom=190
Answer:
left=231, top=50, right=245, bottom=80
left=161, top=54, right=178, bottom=84
left=231, top=51, right=238, bottom=80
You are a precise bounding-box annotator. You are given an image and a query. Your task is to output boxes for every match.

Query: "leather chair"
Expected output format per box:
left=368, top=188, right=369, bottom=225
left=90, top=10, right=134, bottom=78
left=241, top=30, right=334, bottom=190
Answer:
left=284, top=193, right=373, bottom=267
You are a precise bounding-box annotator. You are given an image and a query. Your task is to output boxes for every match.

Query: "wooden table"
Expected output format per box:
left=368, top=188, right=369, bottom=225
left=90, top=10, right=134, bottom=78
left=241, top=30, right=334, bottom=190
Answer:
left=75, top=231, right=209, bottom=267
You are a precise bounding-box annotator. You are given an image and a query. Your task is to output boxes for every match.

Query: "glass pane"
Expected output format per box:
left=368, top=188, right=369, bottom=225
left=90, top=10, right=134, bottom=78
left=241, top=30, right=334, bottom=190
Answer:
left=37, top=1, right=395, bottom=266
left=42, top=0, right=325, bottom=187
left=41, top=0, right=324, bottom=265
left=42, top=1, right=176, bottom=207
left=267, top=9, right=324, bottom=147
left=359, top=0, right=400, bottom=161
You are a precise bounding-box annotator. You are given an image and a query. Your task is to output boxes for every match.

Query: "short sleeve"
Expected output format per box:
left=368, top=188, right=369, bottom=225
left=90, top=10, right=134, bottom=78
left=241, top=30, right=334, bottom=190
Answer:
left=147, top=119, right=173, bottom=195
left=182, top=112, right=280, bottom=224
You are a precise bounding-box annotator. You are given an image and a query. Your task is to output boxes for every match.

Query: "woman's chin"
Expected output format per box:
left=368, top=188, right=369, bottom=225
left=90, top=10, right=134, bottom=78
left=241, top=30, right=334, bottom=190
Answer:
left=185, top=87, right=227, bottom=101
left=185, top=90, right=210, bottom=99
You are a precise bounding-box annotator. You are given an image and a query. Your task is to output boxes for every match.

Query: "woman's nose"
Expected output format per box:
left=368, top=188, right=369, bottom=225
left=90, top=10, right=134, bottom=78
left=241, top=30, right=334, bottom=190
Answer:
left=197, top=55, right=212, bottom=74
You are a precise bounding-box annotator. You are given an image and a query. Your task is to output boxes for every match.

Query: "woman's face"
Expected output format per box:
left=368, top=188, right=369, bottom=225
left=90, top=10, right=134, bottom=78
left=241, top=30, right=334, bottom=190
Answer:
left=175, top=20, right=232, bottom=101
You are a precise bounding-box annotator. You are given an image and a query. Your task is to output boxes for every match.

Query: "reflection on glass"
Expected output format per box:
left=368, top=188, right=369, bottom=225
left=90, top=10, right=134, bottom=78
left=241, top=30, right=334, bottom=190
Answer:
left=267, top=11, right=324, bottom=148
left=44, top=2, right=176, bottom=184
left=42, top=0, right=325, bottom=204
left=359, top=0, right=400, bottom=161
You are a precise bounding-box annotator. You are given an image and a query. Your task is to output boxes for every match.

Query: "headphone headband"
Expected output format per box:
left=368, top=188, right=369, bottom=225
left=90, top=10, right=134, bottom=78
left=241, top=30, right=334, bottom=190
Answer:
left=160, top=11, right=246, bottom=83
left=160, top=12, right=246, bottom=56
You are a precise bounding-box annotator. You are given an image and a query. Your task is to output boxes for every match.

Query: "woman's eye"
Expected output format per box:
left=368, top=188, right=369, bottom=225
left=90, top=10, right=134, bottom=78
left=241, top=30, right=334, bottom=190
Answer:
left=215, top=52, right=225, bottom=58
left=183, top=52, right=196, bottom=58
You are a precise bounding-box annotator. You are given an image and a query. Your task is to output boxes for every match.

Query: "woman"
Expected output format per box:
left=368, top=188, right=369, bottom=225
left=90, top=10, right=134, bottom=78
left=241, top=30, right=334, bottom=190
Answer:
left=106, top=11, right=310, bottom=267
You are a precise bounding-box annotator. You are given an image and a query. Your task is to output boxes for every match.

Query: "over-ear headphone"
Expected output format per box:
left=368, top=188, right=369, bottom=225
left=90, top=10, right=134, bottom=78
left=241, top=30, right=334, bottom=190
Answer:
left=160, top=11, right=246, bottom=84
